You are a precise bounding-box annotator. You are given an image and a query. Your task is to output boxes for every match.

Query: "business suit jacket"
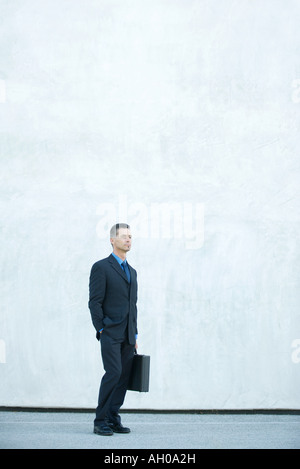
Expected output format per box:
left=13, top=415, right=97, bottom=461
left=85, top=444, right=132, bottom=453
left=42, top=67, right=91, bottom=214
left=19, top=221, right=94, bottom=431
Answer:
left=88, top=254, right=138, bottom=345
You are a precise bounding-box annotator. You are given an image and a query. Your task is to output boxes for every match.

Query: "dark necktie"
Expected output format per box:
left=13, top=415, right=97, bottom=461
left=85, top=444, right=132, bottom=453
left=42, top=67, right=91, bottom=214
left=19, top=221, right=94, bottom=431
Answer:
left=121, top=261, right=131, bottom=283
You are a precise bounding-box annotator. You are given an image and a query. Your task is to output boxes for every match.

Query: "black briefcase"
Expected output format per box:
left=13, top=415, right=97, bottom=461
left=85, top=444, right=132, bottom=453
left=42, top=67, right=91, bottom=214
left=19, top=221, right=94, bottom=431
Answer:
left=127, top=351, right=150, bottom=392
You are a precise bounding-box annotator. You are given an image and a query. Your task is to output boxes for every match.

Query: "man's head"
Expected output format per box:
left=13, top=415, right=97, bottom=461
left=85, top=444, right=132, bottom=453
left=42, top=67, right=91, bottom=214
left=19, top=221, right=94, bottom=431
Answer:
left=110, top=223, right=132, bottom=256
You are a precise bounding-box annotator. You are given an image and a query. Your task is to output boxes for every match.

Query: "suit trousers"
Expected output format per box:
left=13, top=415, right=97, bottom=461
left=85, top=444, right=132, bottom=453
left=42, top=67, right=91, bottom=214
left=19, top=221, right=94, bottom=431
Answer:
left=95, top=329, right=135, bottom=425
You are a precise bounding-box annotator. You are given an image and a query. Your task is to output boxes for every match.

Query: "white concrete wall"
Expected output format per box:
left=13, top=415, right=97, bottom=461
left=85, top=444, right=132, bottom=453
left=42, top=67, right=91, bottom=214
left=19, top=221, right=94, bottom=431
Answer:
left=0, top=0, right=300, bottom=410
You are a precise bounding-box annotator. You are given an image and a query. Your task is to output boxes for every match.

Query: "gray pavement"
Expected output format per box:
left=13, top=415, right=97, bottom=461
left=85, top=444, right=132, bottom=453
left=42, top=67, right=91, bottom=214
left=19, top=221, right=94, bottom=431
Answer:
left=0, top=410, right=300, bottom=449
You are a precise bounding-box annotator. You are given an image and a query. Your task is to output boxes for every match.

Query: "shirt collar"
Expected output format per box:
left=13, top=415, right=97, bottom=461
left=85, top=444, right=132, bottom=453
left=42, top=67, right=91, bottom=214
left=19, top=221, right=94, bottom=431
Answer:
left=112, top=252, right=127, bottom=266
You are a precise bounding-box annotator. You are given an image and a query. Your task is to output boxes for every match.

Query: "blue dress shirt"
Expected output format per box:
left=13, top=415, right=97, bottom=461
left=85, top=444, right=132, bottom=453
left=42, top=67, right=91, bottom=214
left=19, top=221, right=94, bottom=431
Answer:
left=112, top=253, right=131, bottom=282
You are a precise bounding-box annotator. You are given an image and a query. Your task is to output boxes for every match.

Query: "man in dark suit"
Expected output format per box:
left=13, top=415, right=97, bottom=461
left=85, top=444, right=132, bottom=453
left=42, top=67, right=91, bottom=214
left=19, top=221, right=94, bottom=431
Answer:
left=88, top=223, right=138, bottom=436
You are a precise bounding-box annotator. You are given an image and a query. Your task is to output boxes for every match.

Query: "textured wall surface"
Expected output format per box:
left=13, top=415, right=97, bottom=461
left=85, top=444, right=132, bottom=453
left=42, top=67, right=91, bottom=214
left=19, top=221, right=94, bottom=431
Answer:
left=0, top=0, right=299, bottom=410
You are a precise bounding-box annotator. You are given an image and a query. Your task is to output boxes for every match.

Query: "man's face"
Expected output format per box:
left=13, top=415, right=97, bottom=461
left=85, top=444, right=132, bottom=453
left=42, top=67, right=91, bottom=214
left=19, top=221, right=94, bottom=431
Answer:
left=111, top=228, right=132, bottom=253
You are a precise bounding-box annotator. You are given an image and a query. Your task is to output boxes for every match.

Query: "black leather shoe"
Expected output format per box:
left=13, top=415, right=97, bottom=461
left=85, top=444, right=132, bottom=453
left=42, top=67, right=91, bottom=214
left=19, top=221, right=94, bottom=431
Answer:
left=108, top=423, right=131, bottom=433
left=94, top=424, right=113, bottom=436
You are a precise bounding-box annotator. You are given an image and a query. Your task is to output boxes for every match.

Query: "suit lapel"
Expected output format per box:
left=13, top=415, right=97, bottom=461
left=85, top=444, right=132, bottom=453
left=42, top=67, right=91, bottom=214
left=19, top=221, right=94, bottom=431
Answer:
left=127, top=263, right=135, bottom=297
left=127, top=263, right=134, bottom=282
left=108, top=254, right=129, bottom=283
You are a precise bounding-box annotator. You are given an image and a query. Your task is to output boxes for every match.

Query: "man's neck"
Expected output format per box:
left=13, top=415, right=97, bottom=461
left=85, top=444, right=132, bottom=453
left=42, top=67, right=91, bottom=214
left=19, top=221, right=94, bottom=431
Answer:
left=113, top=250, right=126, bottom=261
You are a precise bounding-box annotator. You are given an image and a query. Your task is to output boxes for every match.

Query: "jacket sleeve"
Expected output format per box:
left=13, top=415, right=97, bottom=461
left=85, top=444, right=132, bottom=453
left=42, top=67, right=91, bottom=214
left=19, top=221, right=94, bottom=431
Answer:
left=88, top=262, right=106, bottom=338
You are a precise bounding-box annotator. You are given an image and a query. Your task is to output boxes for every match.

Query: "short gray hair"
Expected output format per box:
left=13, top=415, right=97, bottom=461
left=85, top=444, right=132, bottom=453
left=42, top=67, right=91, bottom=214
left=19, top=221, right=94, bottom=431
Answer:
left=110, top=223, right=130, bottom=238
